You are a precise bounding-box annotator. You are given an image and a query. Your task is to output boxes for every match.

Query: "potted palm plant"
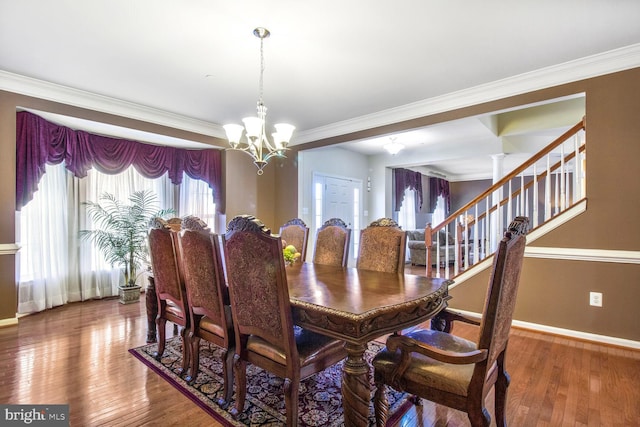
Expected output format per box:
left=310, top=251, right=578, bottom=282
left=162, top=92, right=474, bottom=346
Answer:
left=80, top=189, right=174, bottom=304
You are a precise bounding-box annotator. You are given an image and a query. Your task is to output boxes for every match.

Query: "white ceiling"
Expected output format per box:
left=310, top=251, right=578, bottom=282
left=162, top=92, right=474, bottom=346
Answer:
left=1, top=1, right=639, bottom=179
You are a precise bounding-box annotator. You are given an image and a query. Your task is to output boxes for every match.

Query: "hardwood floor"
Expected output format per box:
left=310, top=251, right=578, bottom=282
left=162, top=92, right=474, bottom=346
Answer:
left=1, top=295, right=638, bottom=426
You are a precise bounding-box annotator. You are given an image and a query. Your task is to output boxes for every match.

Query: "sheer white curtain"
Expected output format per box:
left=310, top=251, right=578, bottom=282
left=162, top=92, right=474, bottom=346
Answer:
left=18, top=164, right=171, bottom=313
left=397, top=188, right=417, bottom=262
left=397, top=188, right=417, bottom=231
left=432, top=194, right=446, bottom=226
left=18, top=164, right=218, bottom=314
left=81, top=166, right=172, bottom=297
left=178, top=174, right=217, bottom=230
left=17, top=163, right=74, bottom=313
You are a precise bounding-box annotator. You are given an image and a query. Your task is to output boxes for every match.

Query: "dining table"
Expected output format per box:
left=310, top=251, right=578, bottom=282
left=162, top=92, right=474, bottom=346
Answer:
left=285, top=262, right=452, bottom=427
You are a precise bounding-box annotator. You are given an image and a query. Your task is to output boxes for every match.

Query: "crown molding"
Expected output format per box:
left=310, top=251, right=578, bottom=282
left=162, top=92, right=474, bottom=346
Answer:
left=0, top=70, right=226, bottom=139
left=2, top=44, right=639, bottom=144
left=294, top=43, right=640, bottom=144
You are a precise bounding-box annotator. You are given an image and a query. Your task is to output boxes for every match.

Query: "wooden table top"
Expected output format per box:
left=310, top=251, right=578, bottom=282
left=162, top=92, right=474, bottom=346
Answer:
left=285, top=262, right=452, bottom=343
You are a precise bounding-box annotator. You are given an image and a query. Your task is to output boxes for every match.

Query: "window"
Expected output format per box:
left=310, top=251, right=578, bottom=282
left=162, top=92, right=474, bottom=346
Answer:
left=17, top=163, right=216, bottom=314
left=397, top=188, right=417, bottom=231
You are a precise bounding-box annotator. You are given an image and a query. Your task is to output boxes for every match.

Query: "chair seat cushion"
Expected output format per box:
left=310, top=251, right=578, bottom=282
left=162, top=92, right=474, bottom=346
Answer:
left=199, top=316, right=226, bottom=338
left=373, top=329, right=480, bottom=397
left=247, top=327, right=345, bottom=367
left=165, top=302, right=185, bottom=319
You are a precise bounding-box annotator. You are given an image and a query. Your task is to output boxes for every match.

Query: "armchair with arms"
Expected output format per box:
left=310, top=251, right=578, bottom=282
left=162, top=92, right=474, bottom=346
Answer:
left=372, top=216, right=529, bottom=427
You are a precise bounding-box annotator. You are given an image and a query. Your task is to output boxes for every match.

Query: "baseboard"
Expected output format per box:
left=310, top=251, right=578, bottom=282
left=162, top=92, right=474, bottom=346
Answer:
left=449, top=308, right=640, bottom=350
left=0, top=317, right=19, bottom=328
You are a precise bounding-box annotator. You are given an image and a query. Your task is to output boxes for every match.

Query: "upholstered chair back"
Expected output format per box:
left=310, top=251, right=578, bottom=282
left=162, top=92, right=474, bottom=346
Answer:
left=312, top=218, right=351, bottom=267
left=476, top=216, right=527, bottom=376
left=371, top=216, right=529, bottom=427
left=224, top=215, right=295, bottom=354
left=223, top=214, right=347, bottom=425
left=147, top=217, right=189, bottom=372
left=178, top=215, right=230, bottom=335
left=279, top=218, right=309, bottom=262
left=356, top=218, right=407, bottom=273
left=178, top=215, right=234, bottom=400
left=148, top=217, right=186, bottom=308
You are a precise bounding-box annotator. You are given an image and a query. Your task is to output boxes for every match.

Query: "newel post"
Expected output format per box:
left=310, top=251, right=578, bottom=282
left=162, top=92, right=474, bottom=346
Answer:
left=425, top=223, right=433, bottom=277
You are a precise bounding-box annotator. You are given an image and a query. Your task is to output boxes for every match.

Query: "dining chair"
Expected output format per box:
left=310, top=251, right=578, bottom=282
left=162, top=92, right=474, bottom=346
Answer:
left=312, top=217, right=352, bottom=268
left=223, top=214, right=347, bottom=426
left=279, top=218, right=309, bottom=262
left=177, top=216, right=235, bottom=406
left=147, top=217, right=190, bottom=375
left=372, top=216, right=529, bottom=427
left=356, top=217, right=407, bottom=274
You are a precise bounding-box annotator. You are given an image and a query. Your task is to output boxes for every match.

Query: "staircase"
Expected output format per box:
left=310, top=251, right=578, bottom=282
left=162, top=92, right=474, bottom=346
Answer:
left=426, top=117, right=586, bottom=279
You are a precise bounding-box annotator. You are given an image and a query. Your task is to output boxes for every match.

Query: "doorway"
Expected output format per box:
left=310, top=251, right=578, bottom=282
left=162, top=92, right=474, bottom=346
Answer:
left=312, top=173, right=362, bottom=266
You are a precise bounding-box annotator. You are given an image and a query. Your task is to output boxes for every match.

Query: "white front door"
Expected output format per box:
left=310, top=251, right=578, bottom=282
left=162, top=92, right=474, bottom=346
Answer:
left=313, top=174, right=362, bottom=266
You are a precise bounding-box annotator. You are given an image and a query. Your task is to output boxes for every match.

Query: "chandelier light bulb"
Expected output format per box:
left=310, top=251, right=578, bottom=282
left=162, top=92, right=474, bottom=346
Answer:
left=223, top=27, right=295, bottom=175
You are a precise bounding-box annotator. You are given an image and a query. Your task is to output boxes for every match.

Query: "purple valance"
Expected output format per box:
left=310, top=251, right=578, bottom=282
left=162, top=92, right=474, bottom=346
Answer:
left=429, top=177, right=450, bottom=214
left=16, top=111, right=222, bottom=210
left=393, top=168, right=423, bottom=212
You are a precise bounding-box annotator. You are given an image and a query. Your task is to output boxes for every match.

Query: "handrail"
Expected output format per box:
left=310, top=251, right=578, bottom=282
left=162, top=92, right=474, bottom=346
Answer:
left=473, top=143, right=587, bottom=225
left=425, top=117, right=586, bottom=277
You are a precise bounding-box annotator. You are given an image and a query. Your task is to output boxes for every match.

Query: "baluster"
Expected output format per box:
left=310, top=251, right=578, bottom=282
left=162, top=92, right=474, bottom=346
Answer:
left=545, top=155, right=552, bottom=220
left=533, top=163, right=539, bottom=228
left=553, top=172, right=560, bottom=215
left=560, top=143, right=566, bottom=210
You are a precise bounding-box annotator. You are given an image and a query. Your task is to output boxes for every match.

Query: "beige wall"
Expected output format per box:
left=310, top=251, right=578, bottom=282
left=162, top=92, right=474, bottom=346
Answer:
left=446, top=69, right=640, bottom=342
left=293, top=68, right=640, bottom=343
left=0, top=91, right=291, bottom=323
left=1, top=68, right=639, bottom=344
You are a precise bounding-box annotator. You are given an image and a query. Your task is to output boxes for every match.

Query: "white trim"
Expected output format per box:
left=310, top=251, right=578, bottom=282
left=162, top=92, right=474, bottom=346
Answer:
left=294, top=44, right=640, bottom=144
left=526, top=199, right=587, bottom=242
left=450, top=309, right=640, bottom=350
left=2, top=45, right=639, bottom=143
left=0, top=70, right=226, bottom=139
left=452, top=200, right=588, bottom=288
left=526, top=247, right=640, bottom=264
left=0, top=243, right=21, bottom=255
left=0, top=317, right=18, bottom=327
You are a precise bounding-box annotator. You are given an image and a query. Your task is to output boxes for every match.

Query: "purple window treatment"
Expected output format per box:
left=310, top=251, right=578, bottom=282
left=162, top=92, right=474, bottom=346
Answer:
left=429, top=177, right=450, bottom=214
left=393, top=168, right=423, bottom=212
left=15, top=111, right=222, bottom=210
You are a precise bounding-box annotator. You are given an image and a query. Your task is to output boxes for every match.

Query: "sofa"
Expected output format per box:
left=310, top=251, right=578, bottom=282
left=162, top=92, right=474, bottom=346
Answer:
left=406, top=229, right=459, bottom=266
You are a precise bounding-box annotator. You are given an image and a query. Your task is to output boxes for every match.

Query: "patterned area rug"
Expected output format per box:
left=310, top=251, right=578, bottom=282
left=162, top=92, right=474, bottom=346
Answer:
left=129, top=336, right=411, bottom=426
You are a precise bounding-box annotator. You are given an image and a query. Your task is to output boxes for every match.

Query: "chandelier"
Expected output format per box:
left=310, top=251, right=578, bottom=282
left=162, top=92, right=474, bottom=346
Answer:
left=383, top=137, right=404, bottom=155
left=223, top=27, right=295, bottom=175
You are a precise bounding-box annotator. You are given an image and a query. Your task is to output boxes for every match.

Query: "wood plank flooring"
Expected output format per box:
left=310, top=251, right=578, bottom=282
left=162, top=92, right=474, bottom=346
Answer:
left=0, top=294, right=638, bottom=426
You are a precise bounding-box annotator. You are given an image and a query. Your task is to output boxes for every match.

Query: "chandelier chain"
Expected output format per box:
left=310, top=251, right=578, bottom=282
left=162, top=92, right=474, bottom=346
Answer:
left=223, top=27, right=294, bottom=175
left=259, top=35, right=265, bottom=104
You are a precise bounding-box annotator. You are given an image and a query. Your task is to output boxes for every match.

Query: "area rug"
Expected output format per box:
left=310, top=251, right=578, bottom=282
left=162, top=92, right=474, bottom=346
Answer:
left=129, top=336, right=411, bottom=426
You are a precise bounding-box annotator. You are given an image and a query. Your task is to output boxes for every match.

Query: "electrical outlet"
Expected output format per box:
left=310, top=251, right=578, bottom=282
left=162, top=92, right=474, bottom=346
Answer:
left=589, top=292, right=603, bottom=307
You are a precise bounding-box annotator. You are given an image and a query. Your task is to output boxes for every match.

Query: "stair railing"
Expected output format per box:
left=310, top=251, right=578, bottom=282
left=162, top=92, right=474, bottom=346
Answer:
left=426, top=117, right=586, bottom=278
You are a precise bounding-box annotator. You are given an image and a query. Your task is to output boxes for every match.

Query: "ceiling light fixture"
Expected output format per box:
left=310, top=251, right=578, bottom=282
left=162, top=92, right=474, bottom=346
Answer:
left=383, top=137, right=404, bottom=155
left=223, top=27, right=295, bottom=175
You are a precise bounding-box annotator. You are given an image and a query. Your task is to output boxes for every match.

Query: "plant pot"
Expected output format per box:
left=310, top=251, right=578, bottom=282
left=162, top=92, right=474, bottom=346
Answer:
left=118, top=284, right=142, bottom=304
